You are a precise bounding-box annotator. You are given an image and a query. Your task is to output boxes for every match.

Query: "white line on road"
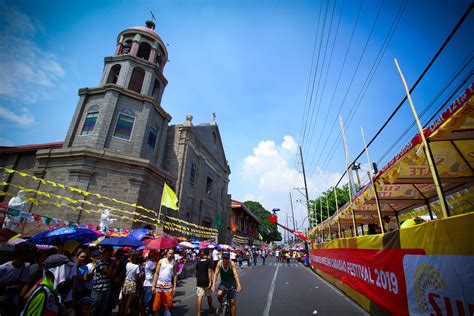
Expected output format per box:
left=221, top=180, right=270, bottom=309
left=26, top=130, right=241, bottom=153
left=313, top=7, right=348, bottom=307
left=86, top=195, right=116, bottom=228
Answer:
left=263, top=264, right=279, bottom=316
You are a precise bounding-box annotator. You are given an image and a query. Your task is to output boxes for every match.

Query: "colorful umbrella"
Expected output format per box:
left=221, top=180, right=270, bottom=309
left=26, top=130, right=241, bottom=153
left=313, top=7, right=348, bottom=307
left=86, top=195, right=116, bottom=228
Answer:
left=178, top=241, right=195, bottom=249
left=219, top=244, right=232, bottom=250
left=129, top=228, right=151, bottom=240
left=99, top=235, right=143, bottom=248
left=199, top=241, right=216, bottom=249
left=28, top=227, right=100, bottom=245
left=145, top=236, right=178, bottom=249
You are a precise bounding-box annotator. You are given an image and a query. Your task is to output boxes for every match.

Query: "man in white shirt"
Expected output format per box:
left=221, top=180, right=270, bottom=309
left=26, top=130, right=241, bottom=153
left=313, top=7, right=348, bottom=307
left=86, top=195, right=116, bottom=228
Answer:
left=383, top=216, right=398, bottom=232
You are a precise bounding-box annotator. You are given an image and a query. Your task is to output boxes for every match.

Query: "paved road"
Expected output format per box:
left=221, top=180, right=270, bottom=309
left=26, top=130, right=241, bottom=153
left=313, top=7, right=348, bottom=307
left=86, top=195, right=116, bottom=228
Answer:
left=172, top=259, right=368, bottom=316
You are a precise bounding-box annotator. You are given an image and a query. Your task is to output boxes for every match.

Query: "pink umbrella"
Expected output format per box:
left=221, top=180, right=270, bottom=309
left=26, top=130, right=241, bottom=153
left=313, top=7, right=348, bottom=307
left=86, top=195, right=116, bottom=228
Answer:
left=199, top=241, right=216, bottom=249
left=178, top=241, right=195, bottom=249
left=144, top=236, right=178, bottom=249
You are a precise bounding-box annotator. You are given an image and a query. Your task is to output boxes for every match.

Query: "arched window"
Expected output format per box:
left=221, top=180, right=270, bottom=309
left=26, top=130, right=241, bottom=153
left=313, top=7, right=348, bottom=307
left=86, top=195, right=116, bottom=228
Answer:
left=121, top=39, right=132, bottom=54
left=106, top=64, right=121, bottom=84
left=152, top=79, right=160, bottom=99
left=137, top=42, right=151, bottom=60
left=128, top=67, right=145, bottom=94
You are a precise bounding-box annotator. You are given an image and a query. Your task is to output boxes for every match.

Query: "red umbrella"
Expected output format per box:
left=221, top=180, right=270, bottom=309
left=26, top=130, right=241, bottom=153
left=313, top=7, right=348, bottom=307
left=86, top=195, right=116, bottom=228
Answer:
left=144, top=236, right=178, bottom=249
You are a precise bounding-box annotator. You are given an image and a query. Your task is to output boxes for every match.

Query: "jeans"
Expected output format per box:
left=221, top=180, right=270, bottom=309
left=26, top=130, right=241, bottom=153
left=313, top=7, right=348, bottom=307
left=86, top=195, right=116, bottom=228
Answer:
left=143, top=286, right=153, bottom=313
left=253, top=258, right=257, bottom=266
left=262, top=257, right=266, bottom=265
left=91, top=288, right=111, bottom=316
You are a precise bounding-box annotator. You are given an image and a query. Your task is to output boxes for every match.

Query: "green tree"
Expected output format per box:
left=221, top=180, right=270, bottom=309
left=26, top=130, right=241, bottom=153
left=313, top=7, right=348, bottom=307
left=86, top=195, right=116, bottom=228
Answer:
left=308, top=183, right=351, bottom=226
left=243, top=201, right=282, bottom=242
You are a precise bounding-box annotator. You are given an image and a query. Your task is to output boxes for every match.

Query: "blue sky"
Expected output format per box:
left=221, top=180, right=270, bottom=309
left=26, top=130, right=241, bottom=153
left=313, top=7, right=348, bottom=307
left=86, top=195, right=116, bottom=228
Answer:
left=0, top=0, right=472, bottom=231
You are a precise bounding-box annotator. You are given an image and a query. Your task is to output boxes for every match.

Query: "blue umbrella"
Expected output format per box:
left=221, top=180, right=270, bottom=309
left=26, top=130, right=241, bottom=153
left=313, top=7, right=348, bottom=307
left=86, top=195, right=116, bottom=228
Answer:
left=29, top=228, right=100, bottom=245
left=129, top=228, right=150, bottom=240
left=99, top=235, right=143, bottom=248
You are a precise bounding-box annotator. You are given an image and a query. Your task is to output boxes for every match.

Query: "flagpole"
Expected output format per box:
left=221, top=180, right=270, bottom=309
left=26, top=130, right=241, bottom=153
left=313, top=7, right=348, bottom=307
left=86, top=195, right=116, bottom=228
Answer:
left=361, top=126, right=385, bottom=234
left=158, top=203, right=163, bottom=224
left=394, top=58, right=449, bottom=218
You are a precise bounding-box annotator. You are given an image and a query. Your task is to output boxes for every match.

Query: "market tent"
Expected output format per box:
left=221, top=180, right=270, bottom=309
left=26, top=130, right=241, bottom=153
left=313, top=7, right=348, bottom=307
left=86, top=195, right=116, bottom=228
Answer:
left=313, top=83, right=474, bottom=236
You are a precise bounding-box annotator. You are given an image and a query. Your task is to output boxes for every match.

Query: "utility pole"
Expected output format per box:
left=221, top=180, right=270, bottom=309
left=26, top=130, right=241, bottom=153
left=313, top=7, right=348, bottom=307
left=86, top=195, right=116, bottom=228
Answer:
left=286, top=214, right=290, bottom=243
left=298, top=146, right=311, bottom=231
left=289, top=192, right=296, bottom=232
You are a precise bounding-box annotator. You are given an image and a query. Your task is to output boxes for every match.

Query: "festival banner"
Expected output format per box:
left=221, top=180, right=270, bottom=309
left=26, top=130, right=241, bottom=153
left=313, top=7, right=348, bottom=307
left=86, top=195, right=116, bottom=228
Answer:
left=403, top=255, right=474, bottom=315
left=310, top=248, right=426, bottom=315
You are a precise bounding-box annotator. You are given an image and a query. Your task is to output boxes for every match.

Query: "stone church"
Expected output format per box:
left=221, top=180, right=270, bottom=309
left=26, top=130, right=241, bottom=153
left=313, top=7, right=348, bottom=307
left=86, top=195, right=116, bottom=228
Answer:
left=0, top=21, right=232, bottom=242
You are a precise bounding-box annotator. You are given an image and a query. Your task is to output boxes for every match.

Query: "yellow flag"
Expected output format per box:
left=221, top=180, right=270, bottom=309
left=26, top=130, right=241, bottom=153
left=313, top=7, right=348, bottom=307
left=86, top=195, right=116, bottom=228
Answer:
left=161, top=183, right=179, bottom=210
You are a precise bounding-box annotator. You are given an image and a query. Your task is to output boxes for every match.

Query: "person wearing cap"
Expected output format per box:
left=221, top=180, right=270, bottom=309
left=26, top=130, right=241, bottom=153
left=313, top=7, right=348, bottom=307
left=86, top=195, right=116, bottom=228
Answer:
left=211, top=251, right=242, bottom=316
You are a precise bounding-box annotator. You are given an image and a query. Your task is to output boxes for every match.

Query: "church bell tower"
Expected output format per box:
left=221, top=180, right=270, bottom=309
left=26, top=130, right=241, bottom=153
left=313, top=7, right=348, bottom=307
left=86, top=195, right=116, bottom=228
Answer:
left=63, top=20, right=171, bottom=167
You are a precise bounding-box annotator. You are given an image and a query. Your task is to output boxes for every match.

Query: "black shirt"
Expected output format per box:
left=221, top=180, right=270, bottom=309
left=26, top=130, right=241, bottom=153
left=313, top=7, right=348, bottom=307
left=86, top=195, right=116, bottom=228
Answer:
left=195, top=258, right=212, bottom=287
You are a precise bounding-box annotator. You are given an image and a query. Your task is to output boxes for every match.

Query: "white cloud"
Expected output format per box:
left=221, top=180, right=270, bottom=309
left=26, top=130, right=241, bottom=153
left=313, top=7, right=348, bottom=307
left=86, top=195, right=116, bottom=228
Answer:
left=281, top=135, right=297, bottom=153
left=237, top=135, right=345, bottom=232
left=0, top=3, right=64, bottom=103
left=0, top=106, right=34, bottom=126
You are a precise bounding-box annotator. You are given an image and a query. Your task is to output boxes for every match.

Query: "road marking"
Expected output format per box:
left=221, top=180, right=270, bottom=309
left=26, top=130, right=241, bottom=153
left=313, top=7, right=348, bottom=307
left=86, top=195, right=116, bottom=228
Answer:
left=263, top=264, right=279, bottom=316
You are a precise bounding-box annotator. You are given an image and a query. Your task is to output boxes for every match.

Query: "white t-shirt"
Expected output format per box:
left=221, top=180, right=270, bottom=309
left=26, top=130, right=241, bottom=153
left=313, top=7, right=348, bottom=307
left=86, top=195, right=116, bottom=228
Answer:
left=143, top=260, right=157, bottom=287
left=230, top=252, right=236, bottom=260
left=125, top=262, right=139, bottom=281
left=212, top=249, right=219, bottom=261
left=387, top=221, right=398, bottom=232
left=275, top=250, right=280, bottom=256
left=0, top=261, right=29, bottom=284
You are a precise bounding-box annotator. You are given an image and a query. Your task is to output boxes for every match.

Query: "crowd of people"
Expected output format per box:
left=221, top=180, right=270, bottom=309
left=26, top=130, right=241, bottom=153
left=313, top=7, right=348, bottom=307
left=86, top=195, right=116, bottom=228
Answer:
left=0, top=240, right=308, bottom=316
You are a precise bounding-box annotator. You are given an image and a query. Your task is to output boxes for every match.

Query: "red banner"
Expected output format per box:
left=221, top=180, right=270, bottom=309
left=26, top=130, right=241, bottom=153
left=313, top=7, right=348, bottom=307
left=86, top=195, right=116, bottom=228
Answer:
left=310, top=248, right=425, bottom=315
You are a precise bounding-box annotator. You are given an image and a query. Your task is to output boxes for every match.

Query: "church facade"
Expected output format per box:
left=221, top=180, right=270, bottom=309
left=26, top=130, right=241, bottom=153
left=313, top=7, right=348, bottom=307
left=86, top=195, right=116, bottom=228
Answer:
left=0, top=21, right=232, bottom=242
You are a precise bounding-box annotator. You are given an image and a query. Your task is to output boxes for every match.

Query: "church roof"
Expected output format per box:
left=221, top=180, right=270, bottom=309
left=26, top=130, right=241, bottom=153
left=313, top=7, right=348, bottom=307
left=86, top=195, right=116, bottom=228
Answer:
left=231, top=199, right=261, bottom=225
left=0, top=142, right=63, bottom=154
left=127, top=26, right=164, bottom=42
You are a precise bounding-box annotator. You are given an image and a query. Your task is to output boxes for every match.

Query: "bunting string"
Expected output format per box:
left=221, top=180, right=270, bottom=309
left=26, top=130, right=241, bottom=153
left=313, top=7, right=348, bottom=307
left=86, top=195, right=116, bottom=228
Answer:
left=0, top=167, right=219, bottom=234
left=0, top=184, right=218, bottom=238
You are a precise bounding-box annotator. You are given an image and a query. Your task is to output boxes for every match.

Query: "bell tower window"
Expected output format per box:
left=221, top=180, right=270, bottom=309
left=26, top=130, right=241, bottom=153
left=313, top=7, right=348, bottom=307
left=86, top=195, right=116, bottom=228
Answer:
left=121, top=39, right=132, bottom=54
left=113, top=114, right=135, bottom=140
left=106, top=64, right=121, bottom=84
left=147, top=126, right=158, bottom=151
left=80, top=112, right=98, bottom=135
left=128, top=67, right=145, bottom=94
left=137, top=42, right=151, bottom=60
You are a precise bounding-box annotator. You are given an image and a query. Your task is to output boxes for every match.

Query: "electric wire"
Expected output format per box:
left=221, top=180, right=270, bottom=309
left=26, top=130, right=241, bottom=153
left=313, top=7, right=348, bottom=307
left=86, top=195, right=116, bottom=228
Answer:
left=305, top=0, right=365, bottom=175
left=307, top=3, right=473, bottom=204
